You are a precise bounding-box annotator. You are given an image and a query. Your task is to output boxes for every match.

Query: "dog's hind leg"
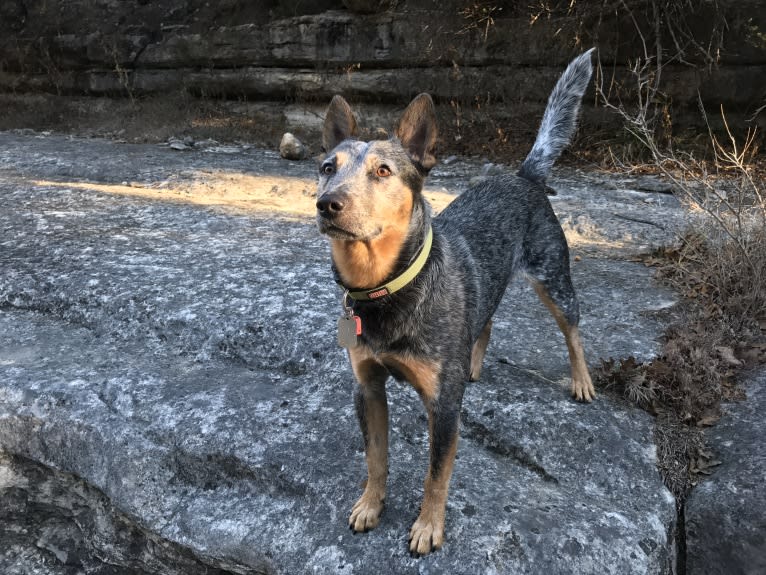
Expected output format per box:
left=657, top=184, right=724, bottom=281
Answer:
left=469, top=319, right=492, bottom=381
left=348, top=349, right=390, bottom=533
left=529, top=276, right=595, bottom=402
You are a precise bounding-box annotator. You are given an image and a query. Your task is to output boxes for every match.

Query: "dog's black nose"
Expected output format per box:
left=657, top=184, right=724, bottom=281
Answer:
left=316, top=194, right=345, bottom=217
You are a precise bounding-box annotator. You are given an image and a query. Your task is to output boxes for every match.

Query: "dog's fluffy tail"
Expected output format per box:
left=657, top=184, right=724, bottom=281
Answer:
left=518, top=48, right=594, bottom=184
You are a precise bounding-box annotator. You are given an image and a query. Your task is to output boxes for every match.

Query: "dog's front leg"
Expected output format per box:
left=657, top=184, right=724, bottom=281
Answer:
left=348, top=350, right=390, bottom=533
left=409, top=382, right=464, bottom=556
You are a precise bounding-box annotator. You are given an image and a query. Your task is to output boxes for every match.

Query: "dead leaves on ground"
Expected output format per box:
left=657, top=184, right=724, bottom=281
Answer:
left=690, top=447, right=723, bottom=479
left=594, top=299, right=763, bottom=498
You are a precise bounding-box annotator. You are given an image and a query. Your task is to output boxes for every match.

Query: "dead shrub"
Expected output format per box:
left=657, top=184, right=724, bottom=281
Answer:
left=592, top=0, right=766, bottom=503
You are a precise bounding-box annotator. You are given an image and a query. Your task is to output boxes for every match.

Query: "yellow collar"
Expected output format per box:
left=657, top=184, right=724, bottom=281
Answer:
left=343, top=226, right=433, bottom=301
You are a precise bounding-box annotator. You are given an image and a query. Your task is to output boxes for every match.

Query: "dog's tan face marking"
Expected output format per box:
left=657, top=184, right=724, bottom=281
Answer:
left=332, top=150, right=350, bottom=168
left=321, top=143, right=416, bottom=288
left=318, top=94, right=434, bottom=290
left=531, top=281, right=595, bottom=402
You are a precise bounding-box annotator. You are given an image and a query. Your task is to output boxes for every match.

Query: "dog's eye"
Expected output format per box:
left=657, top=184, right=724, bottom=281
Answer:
left=376, top=165, right=391, bottom=178
left=321, top=163, right=335, bottom=176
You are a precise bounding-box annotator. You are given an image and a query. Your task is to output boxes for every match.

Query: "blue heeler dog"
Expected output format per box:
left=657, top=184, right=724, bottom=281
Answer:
left=316, top=49, right=596, bottom=556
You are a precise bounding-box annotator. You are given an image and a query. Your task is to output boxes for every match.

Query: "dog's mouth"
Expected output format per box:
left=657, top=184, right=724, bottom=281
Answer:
left=321, top=222, right=357, bottom=239
left=316, top=215, right=355, bottom=238
left=317, top=217, right=382, bottom=241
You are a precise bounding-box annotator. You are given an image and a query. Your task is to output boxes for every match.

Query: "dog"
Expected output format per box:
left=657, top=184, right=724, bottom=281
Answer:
left=315, top=49, right=596, bottom=557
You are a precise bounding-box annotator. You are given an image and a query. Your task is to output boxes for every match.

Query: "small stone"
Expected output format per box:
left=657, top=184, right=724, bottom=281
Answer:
left=167, top=137, right=190, bottom=151
left=279, top=133, right=308, bottom=161
left=635, top=176, right=675, bottom=194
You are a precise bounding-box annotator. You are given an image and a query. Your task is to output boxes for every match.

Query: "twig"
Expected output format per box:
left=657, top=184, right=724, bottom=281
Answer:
left=611, top=213, right=667, bottom=229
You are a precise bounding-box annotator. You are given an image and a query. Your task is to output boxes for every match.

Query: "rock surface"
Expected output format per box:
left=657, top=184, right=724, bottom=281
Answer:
left=279, top=132, right=308, bottom=160
left=0, top=131, right=687, bottom=574
left=685, top=370, right=766, bottom=575
left=0, top=452, right=237, bottom=575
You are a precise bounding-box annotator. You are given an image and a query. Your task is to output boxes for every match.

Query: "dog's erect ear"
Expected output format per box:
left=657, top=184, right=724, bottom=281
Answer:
left=395, top=93, right=437, bottom=172
left=322, top=95, right=358, bottom=153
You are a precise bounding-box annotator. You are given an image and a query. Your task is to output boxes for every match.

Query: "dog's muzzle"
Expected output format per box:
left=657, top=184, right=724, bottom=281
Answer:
left=316, top=191, right=356, bottom=238
left=316, top=191, right=346, bottom=220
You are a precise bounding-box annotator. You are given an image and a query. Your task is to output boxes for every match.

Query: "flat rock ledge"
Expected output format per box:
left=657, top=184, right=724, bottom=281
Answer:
left=0, top=132, right=684, bottom=574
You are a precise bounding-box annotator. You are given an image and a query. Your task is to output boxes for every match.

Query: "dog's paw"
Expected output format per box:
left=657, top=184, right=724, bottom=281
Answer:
left=349, top=492, right=384, bottom=533
left=571, top=373, right=596, bottom=403
left=408, top=515, right=444, bottom=556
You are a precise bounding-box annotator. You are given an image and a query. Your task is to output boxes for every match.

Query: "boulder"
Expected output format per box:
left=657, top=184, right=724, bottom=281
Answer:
left=0, top=132, right=685, bottom=574
left=279, top=132, right=308, bottom=160
left=685, top=370, right=766, bottom=575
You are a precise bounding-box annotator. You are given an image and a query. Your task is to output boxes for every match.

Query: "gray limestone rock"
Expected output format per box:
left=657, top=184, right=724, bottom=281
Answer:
left=279, top=132, right=308, bottom=160
left=0, top=453, right=238, bottom=575
left=0, top=132, right=684, bottom=574
left=2, top=3, right=765, bottom=140
left=168, top=136, right=192, bottom=151
left=685, top=370, right=766, bottom=575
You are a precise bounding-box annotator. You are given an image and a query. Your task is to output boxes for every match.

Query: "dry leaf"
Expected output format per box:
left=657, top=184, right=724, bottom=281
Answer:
left=715, top=346, right=743, bottom=367
left=737, top=342, right=766, bottom=364
left=696, top=412, right=721, bottom=427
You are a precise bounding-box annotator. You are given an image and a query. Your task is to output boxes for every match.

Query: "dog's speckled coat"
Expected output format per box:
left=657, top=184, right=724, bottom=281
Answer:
left=317, top=49, right=596, bottom=556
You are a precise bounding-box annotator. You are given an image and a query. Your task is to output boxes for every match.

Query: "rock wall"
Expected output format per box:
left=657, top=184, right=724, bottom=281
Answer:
left=1, top=0, right=765, bottom=141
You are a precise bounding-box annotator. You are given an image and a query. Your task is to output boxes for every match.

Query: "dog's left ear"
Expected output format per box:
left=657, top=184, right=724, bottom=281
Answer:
left=395, top=93, right=437, bottom=172
left=323, top=95, right=358, bottom=153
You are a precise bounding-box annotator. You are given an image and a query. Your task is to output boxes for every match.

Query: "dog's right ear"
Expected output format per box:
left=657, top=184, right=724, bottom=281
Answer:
left=322, top=95, right=358, bottom=153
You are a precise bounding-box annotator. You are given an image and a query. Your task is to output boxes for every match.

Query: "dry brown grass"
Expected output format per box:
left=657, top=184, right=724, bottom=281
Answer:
left=593, top=137, right=765, bottom=498
left=591, top=0, right=765, bottom=502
